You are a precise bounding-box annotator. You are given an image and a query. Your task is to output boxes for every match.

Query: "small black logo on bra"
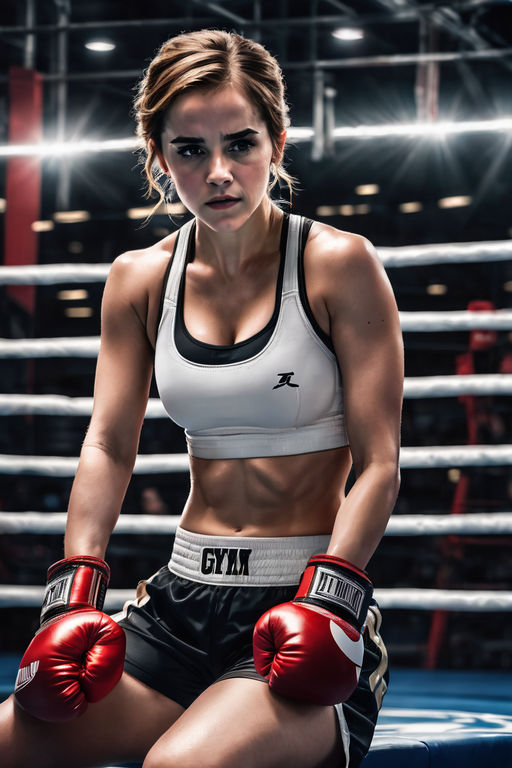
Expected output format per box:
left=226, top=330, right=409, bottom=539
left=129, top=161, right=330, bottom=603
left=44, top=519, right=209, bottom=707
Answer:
left=273, top=372, right=299, bottom=389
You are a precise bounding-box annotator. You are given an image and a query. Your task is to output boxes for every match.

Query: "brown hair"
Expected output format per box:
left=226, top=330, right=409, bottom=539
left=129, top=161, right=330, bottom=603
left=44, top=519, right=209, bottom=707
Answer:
left=134, top=29, right=295, bottom=206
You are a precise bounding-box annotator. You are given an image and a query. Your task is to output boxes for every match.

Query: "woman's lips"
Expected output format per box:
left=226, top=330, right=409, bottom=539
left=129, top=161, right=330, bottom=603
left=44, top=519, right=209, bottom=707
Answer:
left=206, top=198, right=240, bottom=209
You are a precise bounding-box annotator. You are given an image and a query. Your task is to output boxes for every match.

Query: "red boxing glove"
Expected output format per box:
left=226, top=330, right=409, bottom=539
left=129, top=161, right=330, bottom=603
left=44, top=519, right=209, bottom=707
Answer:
left=14, top=556, right=126, bottom=722
left=253, top=554, right=372, bottom=706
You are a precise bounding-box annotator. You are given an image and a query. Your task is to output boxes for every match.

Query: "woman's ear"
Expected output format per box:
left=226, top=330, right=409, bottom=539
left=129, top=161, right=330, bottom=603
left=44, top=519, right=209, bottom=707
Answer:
left=149, top=138, right=171, bottom=176
left=273, top=130, right=287, bottom=165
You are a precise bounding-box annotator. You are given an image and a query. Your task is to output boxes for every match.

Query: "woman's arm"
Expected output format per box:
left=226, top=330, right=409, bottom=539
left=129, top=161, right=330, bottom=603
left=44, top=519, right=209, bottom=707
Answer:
left=323, top=233, right=403, bottom=569
left=64, top=253, right=155, bottom=558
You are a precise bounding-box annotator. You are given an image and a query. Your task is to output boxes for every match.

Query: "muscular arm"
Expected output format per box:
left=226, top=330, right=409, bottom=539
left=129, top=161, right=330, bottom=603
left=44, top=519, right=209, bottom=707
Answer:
left=323, top=234, right=403, bottom=568
left=64, top=254, right=155, bottom=558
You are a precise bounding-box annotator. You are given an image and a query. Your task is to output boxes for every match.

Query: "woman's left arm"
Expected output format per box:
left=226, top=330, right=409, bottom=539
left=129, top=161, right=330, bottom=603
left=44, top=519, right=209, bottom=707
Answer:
left=326, top=233, right=403, bottom=569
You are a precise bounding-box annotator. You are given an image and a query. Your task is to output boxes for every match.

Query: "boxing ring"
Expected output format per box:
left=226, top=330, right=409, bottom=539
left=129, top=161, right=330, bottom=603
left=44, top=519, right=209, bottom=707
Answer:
left=1, top=240, right=512, bottom=767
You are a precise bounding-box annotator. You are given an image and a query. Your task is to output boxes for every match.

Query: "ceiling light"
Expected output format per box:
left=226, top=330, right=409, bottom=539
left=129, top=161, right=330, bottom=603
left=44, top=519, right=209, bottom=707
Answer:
left=53, top=210, right=90, bottom=223
left=354, top=204, right=371, bottom=215
left=0, top=138, right=139, bottom=158
left=355, top=184, right=379, bottom=196
left=332, top=28, right=364, bottom=41
left=399, top=202, right=423, bottom=213
left=504, top=281, right=512, bottom=293
left=1, top=117, right=511, bottom=158
left=333, top=117, right=512, bottom=140
left=85, top=40, right=115, bottom=52
left=31, top=220, right=54, bottom=232
left=339, top=205, right=355, bottom=216
left=427, top=284, right=448, bottom=295
left=0, top=198, right=6, bottom=213
left=164, top=203, right=186, bottom=215
left=448, top=468, right=461, bottom=483
left=127, top=202, right=186, bottom=219
left=316, top=205, right=338, bottom=217
left=438, top=196, right=472, bottom=209
left=65, top=306, right=93, bottom=318
left=58, top=289, right=89, bottom=301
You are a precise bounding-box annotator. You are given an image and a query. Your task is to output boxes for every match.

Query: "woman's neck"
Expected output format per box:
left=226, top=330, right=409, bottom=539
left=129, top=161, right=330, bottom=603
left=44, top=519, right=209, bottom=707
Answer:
left=195, top=200, right=284, bottom=277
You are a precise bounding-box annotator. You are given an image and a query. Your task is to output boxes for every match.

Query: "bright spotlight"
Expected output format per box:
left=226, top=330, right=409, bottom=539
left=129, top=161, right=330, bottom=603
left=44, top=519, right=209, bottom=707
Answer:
left=332, top=29, right=365, bottom=41
left=85, top=41, right=116, bottom=52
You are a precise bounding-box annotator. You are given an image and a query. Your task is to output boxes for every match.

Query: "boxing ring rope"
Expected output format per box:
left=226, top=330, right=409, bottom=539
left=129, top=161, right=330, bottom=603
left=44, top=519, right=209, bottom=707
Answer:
left=1, top=511, right=511, bottom=536
left=1, top=311, right=512, bottom=359
left=1, top=375, right=512, bottom=418
left=0, top=239, right=511, bottom=287
left=1, top=585, right=510, bottom=613
left=0, top=445, right=511, bottom=476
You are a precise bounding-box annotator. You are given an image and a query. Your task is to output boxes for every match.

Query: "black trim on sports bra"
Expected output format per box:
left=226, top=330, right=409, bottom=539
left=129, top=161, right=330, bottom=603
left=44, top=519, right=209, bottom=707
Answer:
left=156, top=231, right=181, bottom=343
left=297, top=218, right=336, bottom=354
left=174, top=214, right=290, bottom=365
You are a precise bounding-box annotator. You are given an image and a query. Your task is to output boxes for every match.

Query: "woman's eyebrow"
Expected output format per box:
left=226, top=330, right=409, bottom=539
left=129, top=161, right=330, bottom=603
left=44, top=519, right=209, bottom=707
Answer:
left=170, top=128, right=260, bottom=144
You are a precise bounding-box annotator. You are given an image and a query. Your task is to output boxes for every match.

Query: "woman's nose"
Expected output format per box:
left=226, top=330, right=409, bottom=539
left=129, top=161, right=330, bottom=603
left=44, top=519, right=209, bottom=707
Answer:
left=206, top=152, right=233, bottom=185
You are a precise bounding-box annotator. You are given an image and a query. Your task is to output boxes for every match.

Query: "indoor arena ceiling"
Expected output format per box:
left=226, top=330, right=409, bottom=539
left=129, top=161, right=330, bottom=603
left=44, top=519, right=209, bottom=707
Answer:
left=1, top=1, right=512, bottom=253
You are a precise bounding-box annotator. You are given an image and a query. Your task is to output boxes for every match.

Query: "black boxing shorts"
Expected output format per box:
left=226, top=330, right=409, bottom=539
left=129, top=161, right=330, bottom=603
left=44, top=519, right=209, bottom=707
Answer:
left=115, top=526, right=389, bottom=768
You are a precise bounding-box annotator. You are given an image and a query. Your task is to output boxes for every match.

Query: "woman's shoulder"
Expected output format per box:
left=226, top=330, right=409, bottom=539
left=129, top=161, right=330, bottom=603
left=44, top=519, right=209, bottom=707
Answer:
left=303, top=218, right=382, bottom=279
left=109, top=229, right=179, bottom=282
left=102, top=230, right=181, bottom=342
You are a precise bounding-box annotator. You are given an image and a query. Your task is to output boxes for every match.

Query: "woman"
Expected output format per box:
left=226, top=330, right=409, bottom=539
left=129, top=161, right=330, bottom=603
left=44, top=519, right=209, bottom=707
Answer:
left=1, top=29, right=403, bottom=768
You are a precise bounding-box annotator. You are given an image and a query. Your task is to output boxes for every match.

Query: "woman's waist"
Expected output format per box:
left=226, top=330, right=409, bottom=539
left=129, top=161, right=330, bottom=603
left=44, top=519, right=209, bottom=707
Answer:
left=168, top=525, right=331, bottom=586
left=179, top=502, right=338, bottom=541
left=187, top=446, right=350, bottom=511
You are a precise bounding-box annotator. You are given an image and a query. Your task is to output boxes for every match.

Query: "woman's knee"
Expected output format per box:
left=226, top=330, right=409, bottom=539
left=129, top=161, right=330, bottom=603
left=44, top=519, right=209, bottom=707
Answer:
left=143, top=739, right=234, bottom=768
left=0, top=695, right=39, bottom=768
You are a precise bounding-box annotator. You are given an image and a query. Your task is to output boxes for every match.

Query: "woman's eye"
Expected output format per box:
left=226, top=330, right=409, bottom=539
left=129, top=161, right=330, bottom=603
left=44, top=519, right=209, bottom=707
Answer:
left=176, top=146, right=204, bottom=158
left=229, top=139, right=255, bottom=153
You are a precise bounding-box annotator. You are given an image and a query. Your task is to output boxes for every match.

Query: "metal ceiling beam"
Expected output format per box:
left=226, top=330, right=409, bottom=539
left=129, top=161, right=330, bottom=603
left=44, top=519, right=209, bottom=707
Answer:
left=285, top=46, right=512, bottom=70
left=0, top=2, right=504, bottom=36
left=0, top=44, right=510, bottom=85
left=188, top=0, right=248, bottom=25
left=372, top=0, right=512, bottom=78
left=0, top=5, right=481, bottom=35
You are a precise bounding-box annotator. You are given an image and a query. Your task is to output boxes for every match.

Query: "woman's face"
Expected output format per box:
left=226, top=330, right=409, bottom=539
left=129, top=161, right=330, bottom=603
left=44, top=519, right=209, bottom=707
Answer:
left=158, top=85, right=281, bottom=232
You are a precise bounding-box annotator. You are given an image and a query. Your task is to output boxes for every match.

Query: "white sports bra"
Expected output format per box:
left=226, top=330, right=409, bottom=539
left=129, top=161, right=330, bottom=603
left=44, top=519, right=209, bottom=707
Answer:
left=154, top=213, right=348, bottom=459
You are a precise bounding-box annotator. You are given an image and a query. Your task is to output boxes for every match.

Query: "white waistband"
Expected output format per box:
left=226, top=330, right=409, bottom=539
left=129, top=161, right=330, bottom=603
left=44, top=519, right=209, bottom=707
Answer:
left=186, top=415, right=348, bottom=459
left=168, top=526, right=330, bottom=587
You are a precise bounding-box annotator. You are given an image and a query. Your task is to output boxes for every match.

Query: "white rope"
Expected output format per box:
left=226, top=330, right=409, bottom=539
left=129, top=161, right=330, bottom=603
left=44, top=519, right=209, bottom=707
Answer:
left=0, top=394, right=167, bottom=417
left=1, top=376, right=511, bottom=417
left=374, top=589, right=512, bottom=612
left=399, top=445, right=512, bottom=468
left=1, top=312, right=511, bottom=360
left=0, top=453, right=190, bottom=476
left=0, top=584, right=510, bottom=612
left=0, top=337, right=100, bottom=358
left=0, top=241, right=511, bottom=286
left=378, top=240, right=512, bottom=267
left=403, top=374, right=512, bottom=398
left=385, top=512, right=512, bottom=536
left=0, top=264, right=110, bottom=285
left=399, top=310, right=512, bottom=332
left=1, top=444, right=511, bottom=475
left=1, top=511, right=511, bottom=536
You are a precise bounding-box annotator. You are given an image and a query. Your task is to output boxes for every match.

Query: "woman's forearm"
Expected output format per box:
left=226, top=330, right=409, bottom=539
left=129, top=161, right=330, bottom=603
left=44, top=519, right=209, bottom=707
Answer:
left=326, top=462, right=400, bottom=569
left=64, top=443, right=136, bottom=559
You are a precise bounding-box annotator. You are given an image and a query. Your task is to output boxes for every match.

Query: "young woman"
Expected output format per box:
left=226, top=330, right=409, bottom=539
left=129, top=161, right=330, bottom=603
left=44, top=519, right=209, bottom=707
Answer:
left=1, top=29, right=403, bottom=768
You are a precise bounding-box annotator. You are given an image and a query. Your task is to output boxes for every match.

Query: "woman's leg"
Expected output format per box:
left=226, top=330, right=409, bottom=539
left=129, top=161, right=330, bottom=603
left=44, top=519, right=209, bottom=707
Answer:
left=0, top=671, right=185, bottom=768
left=143, top=677, right=345, bottom=768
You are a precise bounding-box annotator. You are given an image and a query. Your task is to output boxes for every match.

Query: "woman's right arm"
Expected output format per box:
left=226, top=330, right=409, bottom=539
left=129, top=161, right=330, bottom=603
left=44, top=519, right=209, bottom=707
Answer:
left=64, top=253, right=155, bottom=559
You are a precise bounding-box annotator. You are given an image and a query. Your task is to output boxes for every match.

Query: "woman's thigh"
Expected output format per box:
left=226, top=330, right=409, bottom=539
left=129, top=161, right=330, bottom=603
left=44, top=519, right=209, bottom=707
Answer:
left=0, top=671, right=184, bottom=768
left=143, top=677, right=344, bottom=768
